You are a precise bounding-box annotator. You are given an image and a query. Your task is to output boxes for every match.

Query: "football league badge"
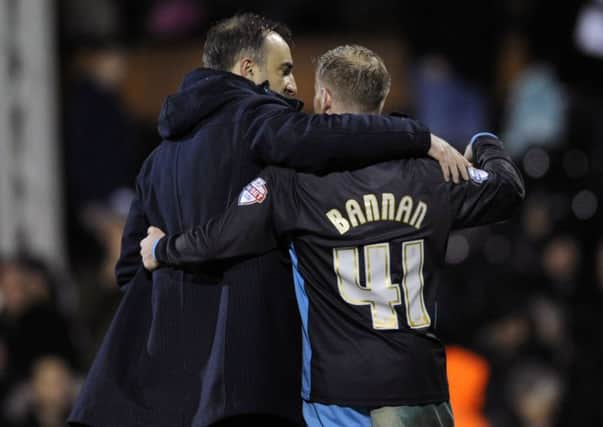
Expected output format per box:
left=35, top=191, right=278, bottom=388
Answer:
left=468, top=167, right=489, bottom=184
left=238, top=177, right=268, bottom=205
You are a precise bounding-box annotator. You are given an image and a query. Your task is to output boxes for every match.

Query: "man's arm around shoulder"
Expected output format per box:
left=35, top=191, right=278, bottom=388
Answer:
left=451, top=132, right=526, bottom=229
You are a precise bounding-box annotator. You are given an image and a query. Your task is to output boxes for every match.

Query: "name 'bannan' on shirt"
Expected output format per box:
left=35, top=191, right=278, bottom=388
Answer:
left=326, top=193, right=427, bottom=235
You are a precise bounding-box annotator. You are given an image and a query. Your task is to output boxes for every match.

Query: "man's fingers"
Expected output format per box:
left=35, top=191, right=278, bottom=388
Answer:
left=444, top=149, right=458, bottom=184
left=445, top=147, right=470, bottom=183
left=440, top=161, right=450, bottom=182
left=142, top=251, right=155, bottom=271
left=148, top=225, right=164, bottom=235
left=450, top=160, right=460, bottom=184
left=459, top=161, right=469, bottom=181
left=140, top=235, right=160, bottom=271
left=458, top=152, right=471, bottom=180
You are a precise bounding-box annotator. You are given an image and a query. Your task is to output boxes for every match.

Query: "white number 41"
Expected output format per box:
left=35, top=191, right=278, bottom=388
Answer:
left=333, top=240, right=431, bottom=330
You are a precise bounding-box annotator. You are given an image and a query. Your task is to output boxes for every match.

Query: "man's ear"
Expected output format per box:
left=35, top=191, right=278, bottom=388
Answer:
left=236, top=58, right=255, bottom=79
left=321, top=88, right=333, bottom=114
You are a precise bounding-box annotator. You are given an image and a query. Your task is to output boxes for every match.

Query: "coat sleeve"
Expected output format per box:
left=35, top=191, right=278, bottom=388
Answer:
left=154, top=167, right=296, bottom=266
left=450, top=133, right=526, bottom=229
left=115, top=172, right=151, bottom=288
left=244, top=96, right=431, bottom=173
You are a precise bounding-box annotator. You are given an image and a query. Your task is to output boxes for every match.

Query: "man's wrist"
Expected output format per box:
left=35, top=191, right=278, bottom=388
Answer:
left=422, top=131, right=432, bottom=154
left=469, top=132, right=499, bottom=146
left=468, top=132, right=504, bottom=163
left=152, top=237, right=163, bottom=264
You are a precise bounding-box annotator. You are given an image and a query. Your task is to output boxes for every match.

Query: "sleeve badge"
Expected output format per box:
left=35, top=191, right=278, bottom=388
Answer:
left=468, top=167, right=489, bottom=184
left=238, top=177, right=268, bottom=205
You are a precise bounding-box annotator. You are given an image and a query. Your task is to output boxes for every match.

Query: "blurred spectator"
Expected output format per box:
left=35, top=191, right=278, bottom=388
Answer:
left=507, top=363, right=563, bottom=427
left=498, top=33, right=568, bottom=157
left=63, top=42, right=140, bottom=269
left=0, top=257, right=77, bottom=380
left=4, top=355, right=77, bottom=427
left=541, top=235, right=580, bottom=297
left=528, top=296, right=569, bottom=366
left=412, top=55, right=487, bottom=151
left=64, top=44, right=136, bottom=210
left=507, top=194, right=551, bottom=279
left=80, top=189, right=134, bottom=284
left=521, top=193, right=553, bottom=242
left=475, top=308, right=530, bottom=426
left=75, top=188, right=132, bottom=364
left=478, top=310, right=531, bottom=364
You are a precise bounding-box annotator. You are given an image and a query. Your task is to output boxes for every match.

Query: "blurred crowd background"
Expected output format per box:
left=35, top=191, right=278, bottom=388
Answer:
left=1, top=1, right=602, bottom=426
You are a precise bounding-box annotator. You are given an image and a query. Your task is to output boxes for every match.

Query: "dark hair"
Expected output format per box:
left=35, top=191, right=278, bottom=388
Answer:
left=202, top=13, right=293, bottom=71
left=316, top=45, right=391, bottom=112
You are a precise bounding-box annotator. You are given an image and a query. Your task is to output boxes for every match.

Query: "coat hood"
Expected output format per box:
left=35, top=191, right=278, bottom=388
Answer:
left=157, top=68, right=301, bottom=139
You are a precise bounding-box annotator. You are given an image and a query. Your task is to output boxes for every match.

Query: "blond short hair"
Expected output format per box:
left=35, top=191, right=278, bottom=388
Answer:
left=316, top=45, right=391, bottom=112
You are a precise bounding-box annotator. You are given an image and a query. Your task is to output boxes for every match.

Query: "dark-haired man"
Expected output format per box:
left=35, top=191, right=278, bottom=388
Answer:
left=69, top=14, right=468, bottom=427
left=140, top=45, right=525, bottom=427
left=201, top=14, right=297, bottom=98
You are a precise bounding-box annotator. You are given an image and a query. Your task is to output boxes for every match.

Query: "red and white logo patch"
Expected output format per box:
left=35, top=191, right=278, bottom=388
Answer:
left=238, top=177, right=268, bottom=206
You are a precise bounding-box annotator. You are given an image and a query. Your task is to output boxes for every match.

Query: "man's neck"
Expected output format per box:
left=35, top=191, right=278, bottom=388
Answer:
left=331, top=101, right=380, bottom=115
left=333, top=107, right=380, bottom=115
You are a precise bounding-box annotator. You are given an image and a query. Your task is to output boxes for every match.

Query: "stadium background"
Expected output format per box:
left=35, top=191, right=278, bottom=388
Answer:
left=1, top=0, right=602, bottom=426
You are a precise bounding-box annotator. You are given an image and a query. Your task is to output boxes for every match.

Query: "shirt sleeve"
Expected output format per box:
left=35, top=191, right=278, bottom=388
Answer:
left=154, top=167, right=297, bottom=266
left=244, top=95, right=431, bottom=173
left=450, top=133, right=526, bottom=229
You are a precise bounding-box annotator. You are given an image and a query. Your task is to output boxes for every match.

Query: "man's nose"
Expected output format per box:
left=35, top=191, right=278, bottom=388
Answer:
left=284, top=75, right=297, bottom=97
